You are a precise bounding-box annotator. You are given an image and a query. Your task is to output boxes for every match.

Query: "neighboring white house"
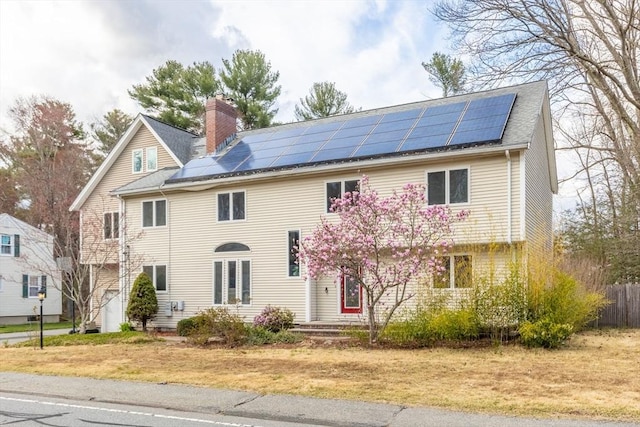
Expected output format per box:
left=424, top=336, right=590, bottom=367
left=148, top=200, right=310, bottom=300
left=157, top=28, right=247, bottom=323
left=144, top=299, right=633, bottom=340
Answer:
left=0, top=213, right=62, bottom=325
left=71, top=81, right=557, bottom=332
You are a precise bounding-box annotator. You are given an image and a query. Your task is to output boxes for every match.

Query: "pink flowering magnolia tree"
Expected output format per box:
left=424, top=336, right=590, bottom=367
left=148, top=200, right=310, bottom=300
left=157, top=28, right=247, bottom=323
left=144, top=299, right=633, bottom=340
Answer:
left=299, top=175, right=468, bottom=344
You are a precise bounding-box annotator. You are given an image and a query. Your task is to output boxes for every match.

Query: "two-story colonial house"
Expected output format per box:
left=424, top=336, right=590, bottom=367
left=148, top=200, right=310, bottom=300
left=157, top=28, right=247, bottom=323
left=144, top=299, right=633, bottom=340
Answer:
left=0, top=213, right=62, bottom=325
left=71, top=80, right=557, bottom=332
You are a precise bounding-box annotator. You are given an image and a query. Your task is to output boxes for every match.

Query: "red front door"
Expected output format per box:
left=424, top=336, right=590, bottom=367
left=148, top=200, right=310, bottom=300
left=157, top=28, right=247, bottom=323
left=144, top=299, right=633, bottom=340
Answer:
left=341, top=274, right=362, bottom=314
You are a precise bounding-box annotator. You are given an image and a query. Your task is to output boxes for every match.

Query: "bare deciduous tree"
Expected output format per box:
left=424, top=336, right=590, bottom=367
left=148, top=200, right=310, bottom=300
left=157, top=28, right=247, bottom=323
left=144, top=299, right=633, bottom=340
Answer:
left=433, top=0, right=640, bottom=281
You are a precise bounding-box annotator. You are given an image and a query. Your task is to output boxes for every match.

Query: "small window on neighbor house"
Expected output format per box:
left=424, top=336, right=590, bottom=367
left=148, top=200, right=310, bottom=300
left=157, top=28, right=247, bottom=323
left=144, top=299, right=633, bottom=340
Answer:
left=143, top=265, right=167, bottom=292
left=217, top=191, right=245, bottom=221
left=132, top=149, right=143, bottom=173
left=1, top=234, right=11, bottom=255
left=326, top=179, right=359, bottom=212
left=23, top=275, right=46, bottom=298
left=433, top=255, right=472, bottom=289
left=146, top=147, right=158, bottom=171
left=103, top=212, right=119, bottom=239
left=288, top=230, right=300, bottom=277
left=427, top=168, right=468, bottom=205
left=142, top=200, right=166, bottom=227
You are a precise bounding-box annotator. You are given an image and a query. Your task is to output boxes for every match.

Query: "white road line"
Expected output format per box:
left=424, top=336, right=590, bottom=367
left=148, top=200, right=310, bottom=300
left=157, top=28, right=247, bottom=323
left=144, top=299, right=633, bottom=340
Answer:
left=0, top=396, right=262, bottom=427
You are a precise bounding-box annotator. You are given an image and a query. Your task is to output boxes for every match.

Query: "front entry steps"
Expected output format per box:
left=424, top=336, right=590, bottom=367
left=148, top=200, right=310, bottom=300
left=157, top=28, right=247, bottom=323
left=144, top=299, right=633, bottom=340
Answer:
left=290, top=321, right=367, bottom=338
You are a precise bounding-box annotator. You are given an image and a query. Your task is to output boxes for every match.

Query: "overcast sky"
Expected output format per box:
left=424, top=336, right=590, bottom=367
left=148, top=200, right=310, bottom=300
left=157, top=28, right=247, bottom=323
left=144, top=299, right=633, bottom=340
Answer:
left=0, top=0, right=445, bottom=131
left=0, top=0, right=578, bottom=210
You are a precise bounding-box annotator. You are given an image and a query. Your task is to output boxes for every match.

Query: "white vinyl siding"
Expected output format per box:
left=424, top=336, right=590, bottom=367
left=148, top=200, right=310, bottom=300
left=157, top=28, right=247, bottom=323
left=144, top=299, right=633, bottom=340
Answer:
left=524, top=118, right=554, bottom=256
left=80, top=125, right=179, bottom=266
left=125, top=153, right=527, bottom=326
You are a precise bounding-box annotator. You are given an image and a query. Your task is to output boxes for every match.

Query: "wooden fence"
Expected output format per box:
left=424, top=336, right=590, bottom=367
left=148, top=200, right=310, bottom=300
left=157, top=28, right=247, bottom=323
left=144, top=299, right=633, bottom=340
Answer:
left=595, top=283, right=640, bottom=328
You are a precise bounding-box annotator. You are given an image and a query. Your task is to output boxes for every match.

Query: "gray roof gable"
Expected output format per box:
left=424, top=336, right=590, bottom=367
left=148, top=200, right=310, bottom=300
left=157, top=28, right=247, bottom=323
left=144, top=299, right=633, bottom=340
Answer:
left=142, top=115, right=200, bottom=165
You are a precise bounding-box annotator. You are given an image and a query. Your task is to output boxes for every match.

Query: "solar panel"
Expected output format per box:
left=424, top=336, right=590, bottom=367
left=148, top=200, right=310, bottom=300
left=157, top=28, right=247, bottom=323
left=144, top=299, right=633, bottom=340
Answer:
left=378, top=108, right=422, bottom=123
left=353, top=140, right=402, bottom=157
left=270, top=152, right=314, bottom=167
left=170, top=93, right=517, bottom=181
left=323, top=135, right=367, bottom=150
left=448, top=93, right=516, bottom=146
left=340, top=114, right=381, bottom=128
left=311, top=146, right=357, bottom=162
left=401, top=135, right=450, bottom=151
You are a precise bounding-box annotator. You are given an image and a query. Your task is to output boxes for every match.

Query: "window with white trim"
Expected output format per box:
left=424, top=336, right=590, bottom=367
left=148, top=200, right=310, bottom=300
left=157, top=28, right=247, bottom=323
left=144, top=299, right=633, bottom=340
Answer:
left=217, top=191, right=245, bottom=221
left=213, top=259, right=251, bottom=305
left=287, top=230, right=300, bottom=277
left=142, top=199, right=167, bottom=227
left=143, top=265, right=167, bottom=292
left=22, top=274, right=46, bottom=298
left=433, top=255, right=473, bottom=289
left=427, top=168, right=469, bottom=205
left=146, top=147, right=158, bottom=171
left=326, top=179, right=359, bottom=212
left=132, top=149, right=143, bottom=173
left=103, top=212, right=120, bottom=239
left=1, top=234, right=12, bottom=255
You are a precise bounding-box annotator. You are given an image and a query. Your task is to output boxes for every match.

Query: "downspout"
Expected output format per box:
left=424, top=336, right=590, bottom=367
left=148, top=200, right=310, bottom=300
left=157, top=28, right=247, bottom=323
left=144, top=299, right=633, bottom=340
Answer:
left=505, top=150, right=512, bottom=245
left=118, top=195, right=126, bottom=325
left=158, top=186, right=172, bottom=319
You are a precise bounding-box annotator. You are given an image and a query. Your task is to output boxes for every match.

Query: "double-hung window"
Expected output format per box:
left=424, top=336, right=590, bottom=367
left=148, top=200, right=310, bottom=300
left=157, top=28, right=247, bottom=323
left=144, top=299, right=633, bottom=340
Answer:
left=433, top=255, right=472, bottom=289
left=142, top=200, right=167, bottom=227
left=22, top=274, right=46, bottom=298
left=103, top=212, right=120, bottom=239
left=132, top=149, right=143, bottom=173
left=217, top=191, right=245, bottom=221
left=287, top=230, right=300, bottom=277
left=213, top=259, right=251, bottom=305
left=1, top=234, right=12, bottom=255
left=143, top=265, right=167, bottom=292
left=326, top=179, right=359, bottom=212
left=1, top=234, right=18, bottom=257
left=427, top=168, right=469, bottom=205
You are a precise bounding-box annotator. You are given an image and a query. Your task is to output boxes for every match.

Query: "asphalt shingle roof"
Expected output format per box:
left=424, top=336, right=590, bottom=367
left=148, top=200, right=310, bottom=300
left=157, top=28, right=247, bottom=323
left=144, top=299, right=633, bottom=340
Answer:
left=142, top=115, right=200, bottom=165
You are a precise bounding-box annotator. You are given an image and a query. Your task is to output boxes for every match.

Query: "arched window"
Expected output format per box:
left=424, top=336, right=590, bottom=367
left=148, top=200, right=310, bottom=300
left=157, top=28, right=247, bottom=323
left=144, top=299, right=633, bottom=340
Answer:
left=214, top=242, right=250, bottom=253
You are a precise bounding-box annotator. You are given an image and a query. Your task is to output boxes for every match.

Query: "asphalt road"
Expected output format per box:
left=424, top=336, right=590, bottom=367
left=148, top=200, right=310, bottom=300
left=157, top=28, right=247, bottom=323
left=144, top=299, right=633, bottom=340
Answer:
left=0, top=392, right=309, bottom=427
left=0, top=373, right=638, bottom=427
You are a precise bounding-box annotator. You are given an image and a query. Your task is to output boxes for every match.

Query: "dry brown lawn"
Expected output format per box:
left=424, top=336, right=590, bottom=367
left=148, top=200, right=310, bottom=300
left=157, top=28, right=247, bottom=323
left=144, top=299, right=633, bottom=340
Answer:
left=1, top=329, right=639, bottom=422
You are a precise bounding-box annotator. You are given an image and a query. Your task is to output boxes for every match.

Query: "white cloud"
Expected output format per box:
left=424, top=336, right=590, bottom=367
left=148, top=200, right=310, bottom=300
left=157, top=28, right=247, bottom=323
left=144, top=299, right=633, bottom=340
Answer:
left=0, top=0, right=443, bottom=132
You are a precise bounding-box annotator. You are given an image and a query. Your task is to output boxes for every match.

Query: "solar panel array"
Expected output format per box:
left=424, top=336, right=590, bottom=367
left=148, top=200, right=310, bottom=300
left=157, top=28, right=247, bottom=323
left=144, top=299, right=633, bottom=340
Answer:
left=170, top=93, right=516, bottom=181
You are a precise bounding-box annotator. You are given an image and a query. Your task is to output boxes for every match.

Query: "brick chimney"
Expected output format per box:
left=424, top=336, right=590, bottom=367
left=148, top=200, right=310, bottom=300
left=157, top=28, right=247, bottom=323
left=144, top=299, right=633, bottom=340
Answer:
left=205, top=95, right=237, bottom=154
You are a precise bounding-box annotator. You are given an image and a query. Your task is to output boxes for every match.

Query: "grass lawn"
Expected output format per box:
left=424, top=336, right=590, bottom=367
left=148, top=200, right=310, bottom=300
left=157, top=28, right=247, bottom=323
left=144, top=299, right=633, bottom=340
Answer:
left=1, top=329, right=639, bottom=422
left=0, top=321, right=73, bottom=334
